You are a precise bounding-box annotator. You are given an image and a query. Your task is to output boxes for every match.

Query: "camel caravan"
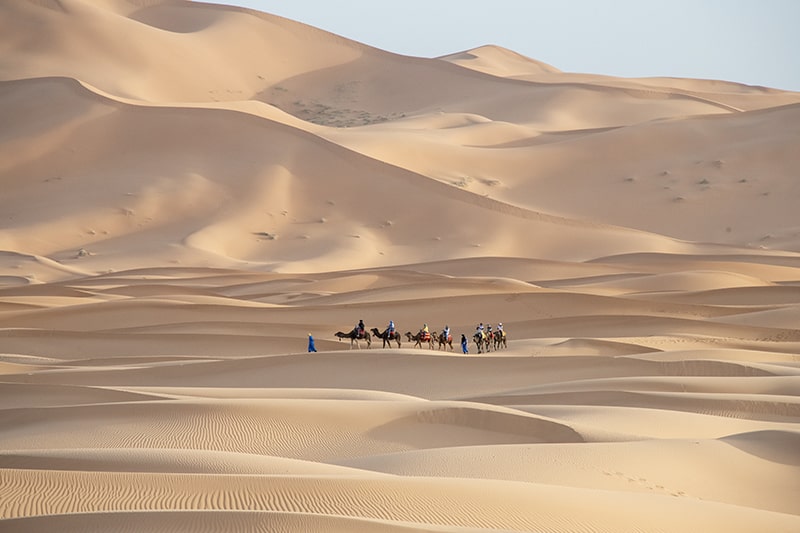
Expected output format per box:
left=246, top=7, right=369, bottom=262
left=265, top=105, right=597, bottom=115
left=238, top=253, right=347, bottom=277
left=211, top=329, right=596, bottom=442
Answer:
left=334, top=320, right=507, bottom=353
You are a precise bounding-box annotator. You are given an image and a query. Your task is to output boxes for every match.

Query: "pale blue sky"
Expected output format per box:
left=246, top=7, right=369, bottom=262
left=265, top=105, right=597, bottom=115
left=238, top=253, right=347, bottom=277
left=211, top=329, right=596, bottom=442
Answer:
left=215, top=0, right=799, bottom=92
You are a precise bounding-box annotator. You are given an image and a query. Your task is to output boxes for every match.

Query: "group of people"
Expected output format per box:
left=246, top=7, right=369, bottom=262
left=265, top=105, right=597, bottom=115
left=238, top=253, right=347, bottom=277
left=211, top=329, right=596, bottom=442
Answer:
left=354, top=319, right=399, bottom=339
left=309, top=319, right=506, bottom=353
left=410, top=322, right=463, bottom=352
left=383, top=320, right=504, bottom=354
left=474, top=322, right=504, bottom=339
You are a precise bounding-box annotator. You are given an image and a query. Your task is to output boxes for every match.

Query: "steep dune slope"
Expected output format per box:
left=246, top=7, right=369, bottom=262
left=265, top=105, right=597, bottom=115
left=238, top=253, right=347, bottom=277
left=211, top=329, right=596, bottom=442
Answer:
left=0, top=0, right=366, bottom=102
left=5, top=0, right=788, bottom=131
left=2, top=75, right=708, bottom=275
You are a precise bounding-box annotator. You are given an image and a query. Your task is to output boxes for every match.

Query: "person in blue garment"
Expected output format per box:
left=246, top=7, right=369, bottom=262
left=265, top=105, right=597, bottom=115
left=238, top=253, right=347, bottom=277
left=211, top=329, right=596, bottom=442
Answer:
left=308, top=333, right=317, bottom=352
left=461, top=333, right=468, bottom=354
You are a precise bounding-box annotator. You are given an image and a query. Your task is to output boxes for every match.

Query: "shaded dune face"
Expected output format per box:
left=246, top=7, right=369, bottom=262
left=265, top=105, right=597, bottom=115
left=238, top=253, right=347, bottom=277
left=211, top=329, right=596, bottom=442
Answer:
left=1, top=1, right=800, bottom=532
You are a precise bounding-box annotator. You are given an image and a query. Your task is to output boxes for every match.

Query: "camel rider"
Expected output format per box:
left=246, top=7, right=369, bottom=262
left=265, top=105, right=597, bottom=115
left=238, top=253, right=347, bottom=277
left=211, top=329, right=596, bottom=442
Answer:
left=487, top=324, right=493, bottom=338
left=421, top=323, right=429, bottom=340
left=476, top=323, right=485, bottom=340
left=497, top=322, right=504, bottom=338
left=388, top=320, right=395, bottom=337
left=443, top=325, right=451, bottom=341
left=357, top=319, right=365, bottom=338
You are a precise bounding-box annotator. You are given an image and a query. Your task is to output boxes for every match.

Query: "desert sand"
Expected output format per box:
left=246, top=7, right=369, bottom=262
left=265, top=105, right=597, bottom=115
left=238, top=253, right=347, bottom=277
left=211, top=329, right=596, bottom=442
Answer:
left=1, top=1, right=799, bottom=532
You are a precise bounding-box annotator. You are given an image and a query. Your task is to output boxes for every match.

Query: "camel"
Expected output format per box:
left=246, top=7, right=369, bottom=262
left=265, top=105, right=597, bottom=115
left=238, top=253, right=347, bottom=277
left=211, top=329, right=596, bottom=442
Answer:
left=473, top=331, right=488, bottom=354
left=334, top=328, right=371, bottom=349
left=436, top=331, right=453, bottom=351
left=405, top=331, right=434, bottom=349
left=370, top=327, right=402, bottom=348
left=493, top=330, right=507, bottom=350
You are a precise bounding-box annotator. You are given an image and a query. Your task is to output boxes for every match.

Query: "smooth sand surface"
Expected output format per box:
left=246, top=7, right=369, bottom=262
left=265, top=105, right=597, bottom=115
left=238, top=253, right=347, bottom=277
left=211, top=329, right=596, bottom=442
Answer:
left=1, top=1, right=799, bottom=531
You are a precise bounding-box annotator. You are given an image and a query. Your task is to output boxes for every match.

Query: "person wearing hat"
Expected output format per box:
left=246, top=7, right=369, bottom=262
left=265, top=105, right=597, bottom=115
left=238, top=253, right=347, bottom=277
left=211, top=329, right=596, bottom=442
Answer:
left=307, top=333, right=317, bottom=352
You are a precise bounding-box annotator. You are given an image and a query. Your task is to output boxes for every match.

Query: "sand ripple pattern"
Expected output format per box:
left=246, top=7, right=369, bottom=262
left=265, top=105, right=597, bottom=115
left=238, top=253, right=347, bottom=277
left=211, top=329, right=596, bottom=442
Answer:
left=3, top=469, right=800, bottom=532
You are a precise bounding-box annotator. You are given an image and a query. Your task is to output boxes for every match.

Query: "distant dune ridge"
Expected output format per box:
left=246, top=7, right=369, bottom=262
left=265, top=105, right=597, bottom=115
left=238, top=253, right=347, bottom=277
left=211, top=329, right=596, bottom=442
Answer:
left=1, top=1, right=799, bottom=532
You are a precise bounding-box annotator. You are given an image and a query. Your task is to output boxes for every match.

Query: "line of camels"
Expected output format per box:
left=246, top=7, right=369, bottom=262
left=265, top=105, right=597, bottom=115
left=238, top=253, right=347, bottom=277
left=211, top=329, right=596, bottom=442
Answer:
left=334, top=326, right=507, bottom=353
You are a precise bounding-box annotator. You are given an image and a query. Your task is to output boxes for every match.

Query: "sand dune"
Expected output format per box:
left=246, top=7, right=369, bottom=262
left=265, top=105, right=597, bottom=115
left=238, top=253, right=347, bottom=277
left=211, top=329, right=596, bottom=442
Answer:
left=339, top=437, right=800, bottom=514
left=1, top=1, right=799, bottom=531
left=3, top=468, right=800, bottom=532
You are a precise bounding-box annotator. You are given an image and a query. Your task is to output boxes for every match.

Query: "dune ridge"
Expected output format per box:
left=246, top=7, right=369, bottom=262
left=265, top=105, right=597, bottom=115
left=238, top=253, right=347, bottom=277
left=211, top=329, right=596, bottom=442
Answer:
left=1, top=1, right=799, bottom=531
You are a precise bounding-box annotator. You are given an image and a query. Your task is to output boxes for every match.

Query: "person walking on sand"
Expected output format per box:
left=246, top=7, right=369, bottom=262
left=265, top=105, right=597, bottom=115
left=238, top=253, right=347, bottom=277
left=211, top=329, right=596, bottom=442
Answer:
left=307, top=333, right=317, bottom=352
left=461, top=334, right=468, bottom=354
